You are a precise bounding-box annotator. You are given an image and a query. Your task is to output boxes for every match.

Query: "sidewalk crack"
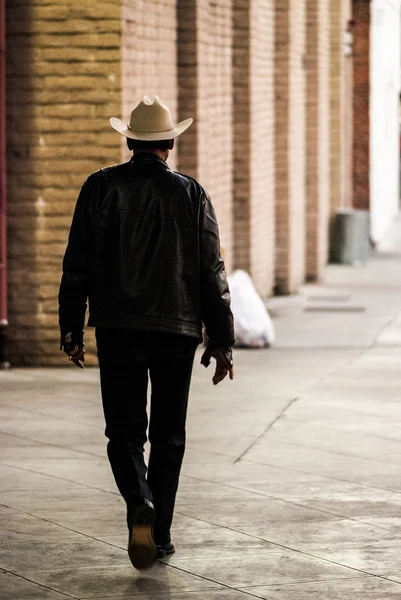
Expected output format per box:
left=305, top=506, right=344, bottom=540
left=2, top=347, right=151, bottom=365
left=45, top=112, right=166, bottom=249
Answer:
left=233, top=396, right=299, bottom=464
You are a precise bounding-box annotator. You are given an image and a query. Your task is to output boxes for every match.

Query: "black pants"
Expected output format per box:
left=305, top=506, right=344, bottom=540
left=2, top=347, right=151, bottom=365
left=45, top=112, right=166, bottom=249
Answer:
left=96, top=328, right=198, bottom=545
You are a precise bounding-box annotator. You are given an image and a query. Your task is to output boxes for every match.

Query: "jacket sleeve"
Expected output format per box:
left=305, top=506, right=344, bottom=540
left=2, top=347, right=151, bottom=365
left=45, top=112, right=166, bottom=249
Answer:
left=199, top=191, right=235, bottom=348
left=58, top=177, right=92, bottom=345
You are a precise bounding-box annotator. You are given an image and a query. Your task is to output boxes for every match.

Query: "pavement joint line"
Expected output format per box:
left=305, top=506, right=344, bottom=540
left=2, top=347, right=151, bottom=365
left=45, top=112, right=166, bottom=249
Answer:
left=304, top=307, right=366, bottom=312
left=233, top=397, right=300, bottom=463
left=0, top=399, right=102, bottom=430
left=2, top=509, right=294, bottom=595
left=257, top=499, right=396, bottom=533
left=176, top=480, right=398, bottom=535
left=251, top=540, right=401, bottom=586
left=0, top=425, right=132, bottom=464
left=180, top=494, right=395, bottom=535
left=56, top=509, right=398, bottom=591
left=0, top=503, right=34, bottom=515
left=234, top=342, right=371, bottom=467
left=12, top=446, right=395, bottom=547
left=367, top=310, right=401, bottom=349
left=0, top=427, right=106, bottom=459
left=206, top=586, right=267, bottom=600
left=237, top=575, right=373, bottom=589
left=237, top=454, right=401, bottom=496
left=173, top=510, right=399, bottom=569
left=171, top=517, right=401, bottom=587
left=32, top=500, right=397, bottom=584
left=1, top=567, right=78, bottom=599
left=262, top=546, right=401, bottom=587
left=10, top=511, right=308, bottom=572
left=261, top=434, right=401, bottom=468
left=155, top=560, right=268, bottom=598
left=0, top=459, right=122, bottom=497
left=179, top=470, right=401, bottom=517
left=250, top=346, right=371, bottom=351
left=7, top=509, right=128, bottom=546
left=0, top=523, right=266, bottom=600
left=0, top=423, right=330, bottom=491
left=370, top=343, right=401, bottom=348
left=285, top=398, right=401, bottom=419
left=266, top=415, right=401, bottom=448
left=79, top=592, right=265, bottom=599
left=347, top=429, right=401, bottom=446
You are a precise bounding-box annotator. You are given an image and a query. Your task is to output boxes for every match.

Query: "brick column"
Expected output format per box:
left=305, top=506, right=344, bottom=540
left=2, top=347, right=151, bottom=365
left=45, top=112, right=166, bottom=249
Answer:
left=177, top=0, right=198, bottom=179
left=274, top=0, right=307, bottom=294
left=330, top=0, right=353, bottom=214
left=6, top=0, right=179, bottom=365
left=342, top=1, right=354, bottom=211
left=305, top=0, right=330, bottom=281
left=352, top=0, right=370, bottom=210
left=232, top=0, right=275, bottom=296
left=232, top=1, right=251, bottom=277
left=177, top=0, right=234, bottom=272
left=6, top=1, right=121, bottom=364
left=121, top=0, right=178, bottom=170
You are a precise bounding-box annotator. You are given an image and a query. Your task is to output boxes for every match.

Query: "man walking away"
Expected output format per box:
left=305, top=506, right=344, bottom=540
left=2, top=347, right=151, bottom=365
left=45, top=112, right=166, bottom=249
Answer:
left=58, top=96, right=235, bottom=570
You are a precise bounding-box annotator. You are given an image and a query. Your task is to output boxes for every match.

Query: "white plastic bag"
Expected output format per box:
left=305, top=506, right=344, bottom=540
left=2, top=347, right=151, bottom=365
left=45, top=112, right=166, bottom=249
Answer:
left=228, top=270, right=275, bottom=347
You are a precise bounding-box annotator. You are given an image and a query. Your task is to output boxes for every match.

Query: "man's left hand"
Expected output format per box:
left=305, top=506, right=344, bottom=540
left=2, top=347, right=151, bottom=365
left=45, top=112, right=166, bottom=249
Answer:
left=66, top=344, right=85, bottom=369
left=62, top=332, right=85, bottom=368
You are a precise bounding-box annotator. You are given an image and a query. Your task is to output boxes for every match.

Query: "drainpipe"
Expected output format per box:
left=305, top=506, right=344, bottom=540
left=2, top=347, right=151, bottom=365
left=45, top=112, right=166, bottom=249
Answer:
left=0, top=0, right=9, bottom=369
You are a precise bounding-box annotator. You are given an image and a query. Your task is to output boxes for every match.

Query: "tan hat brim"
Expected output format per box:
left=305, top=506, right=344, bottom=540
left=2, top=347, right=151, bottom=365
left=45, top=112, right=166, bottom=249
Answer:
left=109, top=117, right=193, bottom=141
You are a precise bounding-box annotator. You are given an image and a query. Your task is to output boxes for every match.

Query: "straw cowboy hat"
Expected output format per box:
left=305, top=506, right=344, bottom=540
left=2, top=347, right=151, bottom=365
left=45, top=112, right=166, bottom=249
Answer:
left=110, top=95, right=193, bottom=141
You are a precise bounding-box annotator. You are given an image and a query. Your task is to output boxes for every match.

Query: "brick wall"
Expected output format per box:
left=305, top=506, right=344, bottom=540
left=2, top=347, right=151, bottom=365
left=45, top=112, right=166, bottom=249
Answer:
left=275, top=0, right=306, bottom=294
left=305, top=0, right=330, bottom=281
left=121, top=0, right=178, bottom=170
left=6, top=0, right=122, bottom=365
left=352, top=0, right=370, bottom=210
left=5, top=1, right=350, bottom=364
left=233, top=0, right=275, bottom=296
left=178, top=0, right=234, bottom=273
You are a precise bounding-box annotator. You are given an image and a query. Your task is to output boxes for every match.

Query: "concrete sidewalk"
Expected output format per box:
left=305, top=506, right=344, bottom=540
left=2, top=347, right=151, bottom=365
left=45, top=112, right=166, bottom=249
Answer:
left=2, top=246, right=401, bottom=598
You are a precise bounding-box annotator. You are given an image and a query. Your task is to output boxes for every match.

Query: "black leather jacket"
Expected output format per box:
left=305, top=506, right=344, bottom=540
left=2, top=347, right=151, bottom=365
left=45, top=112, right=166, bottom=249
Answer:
left=58, top=153, right=235, bottom=348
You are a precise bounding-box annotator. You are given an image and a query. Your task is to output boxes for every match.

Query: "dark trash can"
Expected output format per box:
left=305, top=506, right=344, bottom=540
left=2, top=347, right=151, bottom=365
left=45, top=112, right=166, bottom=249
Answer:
left=330, top=209, right=370, bottom=266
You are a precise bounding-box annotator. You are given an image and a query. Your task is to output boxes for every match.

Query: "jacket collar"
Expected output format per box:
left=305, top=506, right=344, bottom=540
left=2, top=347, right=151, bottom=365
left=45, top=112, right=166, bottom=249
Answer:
left=130, top=152, right=170, bottom=170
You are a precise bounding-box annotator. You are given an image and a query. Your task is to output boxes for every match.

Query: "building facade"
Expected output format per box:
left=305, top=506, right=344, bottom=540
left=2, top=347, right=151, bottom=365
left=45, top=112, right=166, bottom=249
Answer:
left=351, top=0, right=401, bottom=243
left=2, top=0, right=400, bottom=365
left=370, top=0, right=401, bottom=243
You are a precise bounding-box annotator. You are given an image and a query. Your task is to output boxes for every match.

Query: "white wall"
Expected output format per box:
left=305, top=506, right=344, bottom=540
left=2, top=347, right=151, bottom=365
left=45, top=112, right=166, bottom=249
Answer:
left=370, top=0, right=401, bottom=244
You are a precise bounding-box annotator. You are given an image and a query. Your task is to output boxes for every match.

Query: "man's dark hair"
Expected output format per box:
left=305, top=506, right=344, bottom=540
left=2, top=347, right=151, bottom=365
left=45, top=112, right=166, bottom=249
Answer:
left=127, top=138, right=174, bottom=151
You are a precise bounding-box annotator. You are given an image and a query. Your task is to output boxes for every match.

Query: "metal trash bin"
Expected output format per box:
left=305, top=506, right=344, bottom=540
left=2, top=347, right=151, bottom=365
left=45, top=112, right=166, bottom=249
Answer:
left=329, top=209, right=370, bottom=265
